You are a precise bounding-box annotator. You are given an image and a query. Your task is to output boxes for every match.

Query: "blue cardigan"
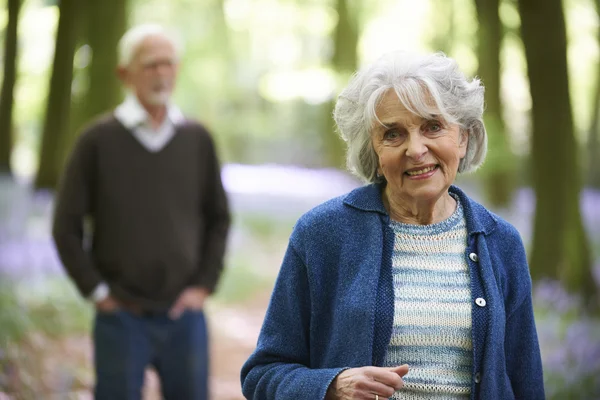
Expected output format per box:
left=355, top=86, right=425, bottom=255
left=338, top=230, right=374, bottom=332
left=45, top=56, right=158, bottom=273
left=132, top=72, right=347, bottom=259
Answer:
left=241, top=184, right=545, bottom=399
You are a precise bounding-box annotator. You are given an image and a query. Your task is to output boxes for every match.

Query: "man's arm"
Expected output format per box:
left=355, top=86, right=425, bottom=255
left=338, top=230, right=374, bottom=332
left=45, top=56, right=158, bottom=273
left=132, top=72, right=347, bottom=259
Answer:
left=52, top=132, right=104, bottom=298
left=189, top=133, right=230, bottom=292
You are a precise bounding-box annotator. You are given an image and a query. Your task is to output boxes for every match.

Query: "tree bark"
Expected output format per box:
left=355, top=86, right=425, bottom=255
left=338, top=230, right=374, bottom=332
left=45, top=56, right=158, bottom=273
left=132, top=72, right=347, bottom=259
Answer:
left=518, top=0, right=596, bottom=304
left=0, top=0, right=21, bottom=176
left=35, top=0, right=81, bottom=189
left=324, top=0, right=359, bottom=169
left=63, top=0, right=127, bottom=164
left=587, top=0, right=600, bottom=188
left=474, top=0, right=515, bottom=208
left=83, top=0, right=127, bottom=120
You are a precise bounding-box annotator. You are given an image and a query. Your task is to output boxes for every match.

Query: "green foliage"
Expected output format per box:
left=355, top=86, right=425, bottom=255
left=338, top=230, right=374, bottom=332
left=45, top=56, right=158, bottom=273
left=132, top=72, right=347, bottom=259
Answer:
left=7, top=0, right=600, bottom=180
left=0, top=276, right=92, bottom=396
left=0, top=277, right=91, bottom=344
left=239, top=215, right=283, bottom=239
left=213, top=261, right=274, bottom=305
left=239, top=212, right=296, bottom=241
left=0, top=281, right=32, bottom=344
left=213, top=213, right=292, bottom=304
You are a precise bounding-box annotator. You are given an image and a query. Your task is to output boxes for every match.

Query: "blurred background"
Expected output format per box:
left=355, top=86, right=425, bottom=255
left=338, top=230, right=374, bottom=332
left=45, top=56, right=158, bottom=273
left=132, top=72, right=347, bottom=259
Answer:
left=0, top=0, right=599, bottom=398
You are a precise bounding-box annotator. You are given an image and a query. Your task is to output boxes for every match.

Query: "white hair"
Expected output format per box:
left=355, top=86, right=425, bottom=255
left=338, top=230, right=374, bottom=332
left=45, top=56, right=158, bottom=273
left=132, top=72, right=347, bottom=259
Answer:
left=117, top=24, right=183, bottom=67
left=333, top=50, right=487, bottom=183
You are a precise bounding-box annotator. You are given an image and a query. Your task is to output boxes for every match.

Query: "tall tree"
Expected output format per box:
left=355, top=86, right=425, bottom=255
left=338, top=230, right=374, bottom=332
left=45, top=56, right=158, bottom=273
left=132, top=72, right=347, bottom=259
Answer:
left=474, top=0, right=516, bottom=208
left=85, top=0, right=126, bottom=117
left=64, top=0, right=127, bottom=163
left=587, top=0, right=600, bottom=188
left=35, top=0, right=81, bottom=189
left=0, top=0, right=21, bottom=176
left=323, top=0, right=360, bottom=168
left=517, top=0, right=596, bottom=304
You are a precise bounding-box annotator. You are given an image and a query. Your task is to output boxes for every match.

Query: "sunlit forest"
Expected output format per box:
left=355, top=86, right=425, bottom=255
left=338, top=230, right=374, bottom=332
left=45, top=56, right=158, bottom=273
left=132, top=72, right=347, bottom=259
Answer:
left=1, top=0, right=599, bottom=398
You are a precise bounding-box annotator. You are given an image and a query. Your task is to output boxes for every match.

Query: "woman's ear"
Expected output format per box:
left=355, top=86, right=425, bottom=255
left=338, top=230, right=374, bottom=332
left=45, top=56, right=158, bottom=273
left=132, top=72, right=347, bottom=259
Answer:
left=458, top=129, right=469, bottom=157
left=461, top=129, right=469, bottom=146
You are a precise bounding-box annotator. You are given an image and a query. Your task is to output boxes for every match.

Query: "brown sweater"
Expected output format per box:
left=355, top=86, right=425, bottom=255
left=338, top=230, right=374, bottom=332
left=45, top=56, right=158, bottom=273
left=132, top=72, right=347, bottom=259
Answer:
left=52, top=115, right=230, bottom=310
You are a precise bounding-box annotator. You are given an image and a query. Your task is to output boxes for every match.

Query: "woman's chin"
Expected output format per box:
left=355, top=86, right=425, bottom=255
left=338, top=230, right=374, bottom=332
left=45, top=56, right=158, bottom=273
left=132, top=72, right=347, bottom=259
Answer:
left=400, top=181, right=449, bottom=203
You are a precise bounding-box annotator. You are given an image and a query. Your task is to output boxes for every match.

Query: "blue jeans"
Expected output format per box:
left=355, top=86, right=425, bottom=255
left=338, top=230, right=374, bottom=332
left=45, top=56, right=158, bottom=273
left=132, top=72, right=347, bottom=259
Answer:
left=93, top=309, right=209, bottom=400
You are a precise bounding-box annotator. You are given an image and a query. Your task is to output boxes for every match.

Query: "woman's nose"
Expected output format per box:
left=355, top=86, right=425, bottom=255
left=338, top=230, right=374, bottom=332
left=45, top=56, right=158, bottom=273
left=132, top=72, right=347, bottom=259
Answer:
left=405, top=132, right=428, bottom=160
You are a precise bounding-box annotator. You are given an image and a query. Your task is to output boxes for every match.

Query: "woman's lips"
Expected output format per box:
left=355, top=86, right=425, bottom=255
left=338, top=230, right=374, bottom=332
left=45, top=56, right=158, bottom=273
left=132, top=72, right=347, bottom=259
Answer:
left=405, top=165, right=438, bottom=179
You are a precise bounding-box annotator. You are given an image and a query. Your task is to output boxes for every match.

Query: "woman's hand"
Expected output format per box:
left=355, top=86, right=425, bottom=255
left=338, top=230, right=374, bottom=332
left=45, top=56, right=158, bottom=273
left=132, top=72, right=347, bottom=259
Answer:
left=326, top=364, right=409, bottom=399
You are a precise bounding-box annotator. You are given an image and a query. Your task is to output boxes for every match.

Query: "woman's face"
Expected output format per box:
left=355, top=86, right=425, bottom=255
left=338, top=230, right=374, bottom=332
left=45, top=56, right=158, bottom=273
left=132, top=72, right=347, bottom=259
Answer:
left=372, top=90, right=467, bottom=205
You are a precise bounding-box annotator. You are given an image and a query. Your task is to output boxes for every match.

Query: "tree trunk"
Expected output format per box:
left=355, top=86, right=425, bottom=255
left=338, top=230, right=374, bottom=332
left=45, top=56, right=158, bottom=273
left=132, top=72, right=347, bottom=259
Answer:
left=63, top=0, right=127, bottom=164
left=0, top=0, right=21, bottom=176
left=587, top=0, right=600, bottom=188
left=474, top=0, right=515, bottom=208
left=323, top=0, right=359, bottom=169
left=518, top=0, right=596, bottom=305
left=588, top=64, right=600, bottom=187
left=35, top=0, right=81, bottom=190
left=83, top=0, right=127, bottom=120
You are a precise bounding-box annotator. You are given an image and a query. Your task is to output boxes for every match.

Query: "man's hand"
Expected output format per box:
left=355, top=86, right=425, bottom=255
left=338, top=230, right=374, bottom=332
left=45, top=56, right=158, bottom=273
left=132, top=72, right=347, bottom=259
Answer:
left=326, top=365, right=409, bottom=400
left=168, top=287, right=210, bottom=319
left=95, top=295, right=121, bottom=313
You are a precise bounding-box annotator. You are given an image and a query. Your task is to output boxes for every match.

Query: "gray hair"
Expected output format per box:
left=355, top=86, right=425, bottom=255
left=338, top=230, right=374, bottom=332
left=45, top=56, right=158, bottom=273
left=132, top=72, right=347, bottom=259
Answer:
left=333, top=50, right=487, bottom=183
left=117, top=24, right=183, bottom=68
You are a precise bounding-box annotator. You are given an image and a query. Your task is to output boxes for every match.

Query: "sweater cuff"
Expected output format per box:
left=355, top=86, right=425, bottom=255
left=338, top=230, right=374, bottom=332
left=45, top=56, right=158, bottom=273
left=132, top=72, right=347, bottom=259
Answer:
left=88, top=282, right=110, bottom=303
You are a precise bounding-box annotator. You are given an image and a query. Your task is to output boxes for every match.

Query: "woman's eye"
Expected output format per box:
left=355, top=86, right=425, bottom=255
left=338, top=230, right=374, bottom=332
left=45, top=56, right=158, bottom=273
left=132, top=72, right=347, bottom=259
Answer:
left=384, top=129, right=400, bottom=139
left=428, top=122, right=442, bottom=132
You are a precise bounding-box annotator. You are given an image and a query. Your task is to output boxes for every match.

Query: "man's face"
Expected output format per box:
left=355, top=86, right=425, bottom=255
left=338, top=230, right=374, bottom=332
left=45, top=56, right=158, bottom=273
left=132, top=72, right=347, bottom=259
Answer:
left=122, top=35, right=179, bottom=106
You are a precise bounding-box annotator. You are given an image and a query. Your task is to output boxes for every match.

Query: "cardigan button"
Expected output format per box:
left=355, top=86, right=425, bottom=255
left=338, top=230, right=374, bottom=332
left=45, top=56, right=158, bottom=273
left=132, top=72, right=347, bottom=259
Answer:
left=469, top=252, right=479, bottom=262
left=474, top=372, right=481, bottom=383
left=475, top=297, right=487, bottom=307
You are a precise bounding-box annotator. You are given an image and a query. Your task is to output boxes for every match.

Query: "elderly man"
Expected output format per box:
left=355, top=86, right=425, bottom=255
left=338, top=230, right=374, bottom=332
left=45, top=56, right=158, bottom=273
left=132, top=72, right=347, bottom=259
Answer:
left=52, top=24, right=230, bottom=399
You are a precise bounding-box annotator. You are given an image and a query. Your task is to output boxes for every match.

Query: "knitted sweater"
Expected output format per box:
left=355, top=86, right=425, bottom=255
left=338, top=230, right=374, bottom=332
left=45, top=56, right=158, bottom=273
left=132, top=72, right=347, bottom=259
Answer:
left=384, top=197, right=472, bottom=398
left=52, top=115, right=230, bottom=310
left=241, top=184, right=545, bottom=400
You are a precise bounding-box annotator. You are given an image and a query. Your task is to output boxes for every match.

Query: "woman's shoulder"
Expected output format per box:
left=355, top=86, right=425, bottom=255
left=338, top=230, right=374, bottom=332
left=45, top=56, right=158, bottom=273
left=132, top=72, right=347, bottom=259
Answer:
left=451, top=185, right=522, bottom=241
left=295, top=194, right=353, bottom=231
left=292, top=185, right=383, bottom=238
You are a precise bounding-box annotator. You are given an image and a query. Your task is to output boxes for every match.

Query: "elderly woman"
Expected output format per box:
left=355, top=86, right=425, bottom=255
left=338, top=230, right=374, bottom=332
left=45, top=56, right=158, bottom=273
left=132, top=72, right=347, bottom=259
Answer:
left=241, top=51, right=544, bottom=400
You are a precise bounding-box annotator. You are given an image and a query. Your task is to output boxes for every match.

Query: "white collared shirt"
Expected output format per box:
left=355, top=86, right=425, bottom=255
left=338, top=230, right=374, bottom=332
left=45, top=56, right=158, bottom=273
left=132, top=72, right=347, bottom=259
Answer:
left=114, top=93, right=185, bottom=152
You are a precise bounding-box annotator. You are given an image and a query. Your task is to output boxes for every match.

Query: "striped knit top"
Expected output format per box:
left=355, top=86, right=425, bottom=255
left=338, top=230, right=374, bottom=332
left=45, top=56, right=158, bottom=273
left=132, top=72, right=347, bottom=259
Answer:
left=383, top=196, right=472, bottom=399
